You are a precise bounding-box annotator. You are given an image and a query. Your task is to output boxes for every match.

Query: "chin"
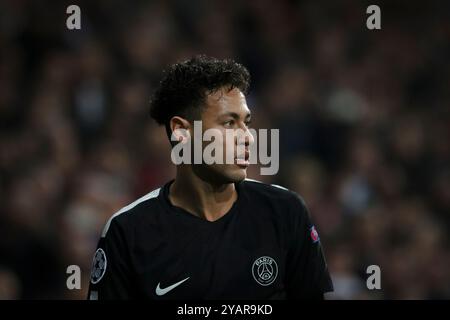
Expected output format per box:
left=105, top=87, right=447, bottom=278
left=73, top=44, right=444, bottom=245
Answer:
left=196, top=164, right=248, bottom=185
left=223, top=166, right=248, bottom=183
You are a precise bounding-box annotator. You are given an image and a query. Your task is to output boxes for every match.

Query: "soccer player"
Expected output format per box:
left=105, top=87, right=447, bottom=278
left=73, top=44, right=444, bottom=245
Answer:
left=87, top=55, right=333, bottom=300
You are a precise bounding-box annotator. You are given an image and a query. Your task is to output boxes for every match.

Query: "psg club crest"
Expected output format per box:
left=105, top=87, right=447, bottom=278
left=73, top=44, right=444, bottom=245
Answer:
left=90, top=248, right=107, bottom=284
left=310, top=226, right=320, bottom=243
left=252, top=256, right=278, bottom=286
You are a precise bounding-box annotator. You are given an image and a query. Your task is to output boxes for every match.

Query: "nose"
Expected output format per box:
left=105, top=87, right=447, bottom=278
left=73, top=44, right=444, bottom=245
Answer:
left=236, top=126, right=255, bottom=147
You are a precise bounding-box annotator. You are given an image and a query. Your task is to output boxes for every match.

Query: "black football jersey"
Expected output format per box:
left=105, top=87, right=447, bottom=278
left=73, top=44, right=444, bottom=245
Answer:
left=87, top=179, right=333, bottom=300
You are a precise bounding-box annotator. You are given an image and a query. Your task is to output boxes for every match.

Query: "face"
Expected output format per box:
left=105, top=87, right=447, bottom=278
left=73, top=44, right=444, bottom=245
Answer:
left=190, top=87, right=255, bottom=185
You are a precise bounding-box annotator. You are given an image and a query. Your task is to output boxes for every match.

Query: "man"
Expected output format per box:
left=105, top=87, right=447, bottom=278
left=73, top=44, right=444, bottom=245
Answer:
left=87, top=55, right=333, bottom=299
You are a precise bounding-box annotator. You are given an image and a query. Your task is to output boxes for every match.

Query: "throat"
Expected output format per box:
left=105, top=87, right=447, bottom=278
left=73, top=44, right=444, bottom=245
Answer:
left=169, top=179, right=238, bottom=222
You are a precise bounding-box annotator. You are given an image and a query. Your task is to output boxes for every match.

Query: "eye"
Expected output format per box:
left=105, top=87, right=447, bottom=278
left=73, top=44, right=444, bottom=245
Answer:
left=224, top=120, right=235, bottom=127
left=244, top=119, right=252, bottom=127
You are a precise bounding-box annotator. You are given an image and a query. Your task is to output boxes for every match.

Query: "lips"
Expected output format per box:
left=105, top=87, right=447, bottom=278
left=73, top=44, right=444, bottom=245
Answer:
left=235, top=150, right=250, bottom=166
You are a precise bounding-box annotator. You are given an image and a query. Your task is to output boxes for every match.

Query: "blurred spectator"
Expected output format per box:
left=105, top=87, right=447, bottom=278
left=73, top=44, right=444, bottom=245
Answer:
left=0, top=267, right=21, bottom=300
left=0, top=0, right=449, bottom=299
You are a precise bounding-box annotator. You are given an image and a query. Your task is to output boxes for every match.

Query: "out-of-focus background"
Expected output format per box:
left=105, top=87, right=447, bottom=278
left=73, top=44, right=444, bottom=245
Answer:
left=0, top=0, right=449, bottom=299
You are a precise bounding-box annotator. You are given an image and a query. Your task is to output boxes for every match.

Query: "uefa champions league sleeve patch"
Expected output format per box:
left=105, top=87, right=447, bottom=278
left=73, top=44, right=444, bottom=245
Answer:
left=90, top=248, right=107, bottom=284
left=310, top=226, right=320, bottom=243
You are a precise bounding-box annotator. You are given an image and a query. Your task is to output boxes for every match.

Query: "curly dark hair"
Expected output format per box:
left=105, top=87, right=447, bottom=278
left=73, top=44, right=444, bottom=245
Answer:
left=150, top=55, right=251, bottom=138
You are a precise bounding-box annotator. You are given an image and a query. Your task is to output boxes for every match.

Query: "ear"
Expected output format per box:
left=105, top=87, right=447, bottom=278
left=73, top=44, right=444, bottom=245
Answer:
left=169, top=116, right=191, bottom=143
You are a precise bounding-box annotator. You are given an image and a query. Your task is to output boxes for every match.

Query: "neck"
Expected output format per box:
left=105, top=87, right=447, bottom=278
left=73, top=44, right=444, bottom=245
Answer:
left=169, top=166, right=237, bottom=221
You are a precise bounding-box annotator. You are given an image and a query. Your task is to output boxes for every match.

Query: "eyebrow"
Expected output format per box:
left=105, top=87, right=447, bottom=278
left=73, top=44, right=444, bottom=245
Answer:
left=220, top=111, right=252, bottom=120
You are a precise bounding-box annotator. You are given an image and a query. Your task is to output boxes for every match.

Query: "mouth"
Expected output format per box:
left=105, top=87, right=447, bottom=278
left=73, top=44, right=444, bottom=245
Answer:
left=235, top=150, right=250, bottom=167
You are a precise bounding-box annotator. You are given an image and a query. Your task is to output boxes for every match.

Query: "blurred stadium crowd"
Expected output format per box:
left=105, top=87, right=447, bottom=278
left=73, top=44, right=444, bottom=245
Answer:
left=0, top=0, right=449, bottom=299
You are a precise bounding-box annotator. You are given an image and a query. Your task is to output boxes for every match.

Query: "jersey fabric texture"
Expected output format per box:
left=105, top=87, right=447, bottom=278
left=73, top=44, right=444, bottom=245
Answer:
left=87, top=179, right=333, bottom=300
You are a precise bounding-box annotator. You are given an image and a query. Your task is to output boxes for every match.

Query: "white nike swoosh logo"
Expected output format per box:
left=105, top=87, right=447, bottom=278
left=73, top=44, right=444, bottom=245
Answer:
left=155, top=277, right=190, bottom=296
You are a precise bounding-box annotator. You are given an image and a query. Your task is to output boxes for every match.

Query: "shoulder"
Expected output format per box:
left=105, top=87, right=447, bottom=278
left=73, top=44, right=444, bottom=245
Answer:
left=241, top=178, right=308, bottom=211
left=100, top=187, right=162, bottom=238
left=241, top=179, right=313, bottom=237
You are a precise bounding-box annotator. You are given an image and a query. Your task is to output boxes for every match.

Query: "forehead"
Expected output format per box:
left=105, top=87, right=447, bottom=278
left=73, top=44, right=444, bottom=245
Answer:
left=204, top=87, right=249, bottom=117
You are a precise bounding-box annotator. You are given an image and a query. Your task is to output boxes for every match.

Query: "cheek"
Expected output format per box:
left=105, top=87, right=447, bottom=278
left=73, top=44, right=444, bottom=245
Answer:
left=202, top=128, right=234, bottom=154
left=223, top=130, right=236, bottom=150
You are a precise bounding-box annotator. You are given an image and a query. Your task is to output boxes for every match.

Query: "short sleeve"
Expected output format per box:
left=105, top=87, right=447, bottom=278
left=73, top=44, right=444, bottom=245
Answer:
left=87, top=219, right=135, bottom=300
left=285, top=194, right=333, bottom=299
